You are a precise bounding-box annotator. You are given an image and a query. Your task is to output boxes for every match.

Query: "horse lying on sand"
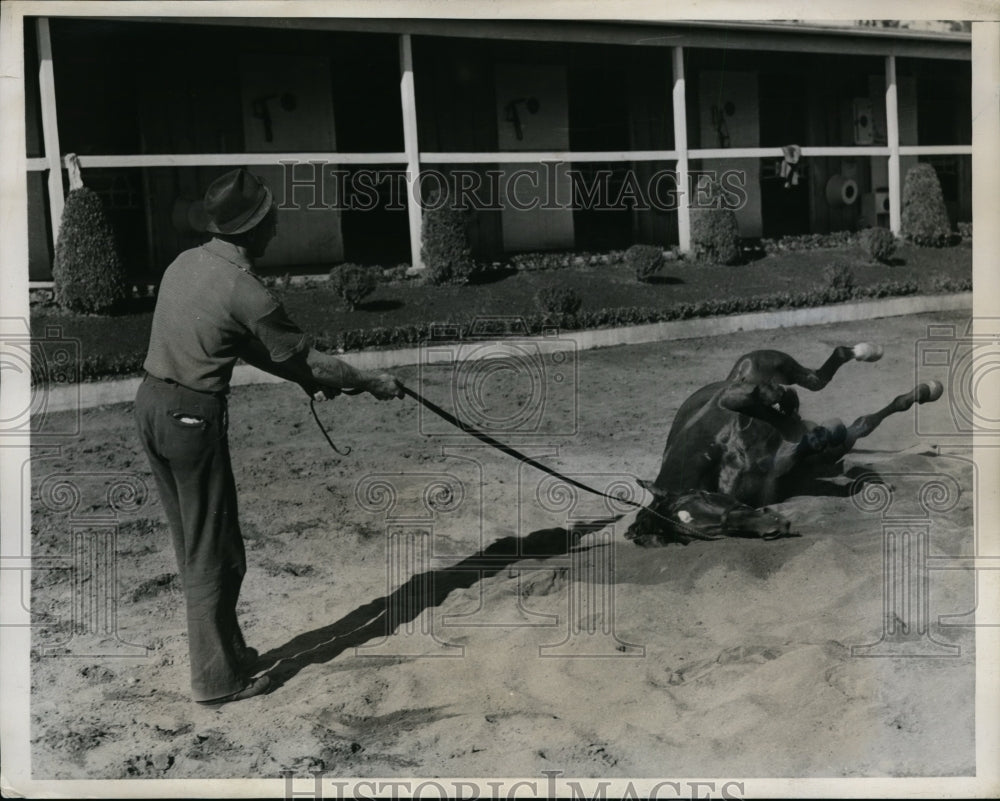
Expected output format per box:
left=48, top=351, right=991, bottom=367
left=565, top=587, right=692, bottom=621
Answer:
left=625, top=343, right=944, bottom=546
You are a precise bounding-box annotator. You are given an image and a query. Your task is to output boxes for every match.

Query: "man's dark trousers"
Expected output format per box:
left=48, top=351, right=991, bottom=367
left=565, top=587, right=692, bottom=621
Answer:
left=134, top=375, right=248, bottom=702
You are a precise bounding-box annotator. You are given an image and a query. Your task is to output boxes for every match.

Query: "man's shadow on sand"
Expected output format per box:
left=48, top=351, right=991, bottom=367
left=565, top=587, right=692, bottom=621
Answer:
left=257, top=517, right=620, bottom=691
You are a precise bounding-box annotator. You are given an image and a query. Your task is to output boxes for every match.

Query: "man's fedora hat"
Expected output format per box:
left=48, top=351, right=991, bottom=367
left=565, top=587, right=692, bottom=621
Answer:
left=202, top=168, right=273, bottom=235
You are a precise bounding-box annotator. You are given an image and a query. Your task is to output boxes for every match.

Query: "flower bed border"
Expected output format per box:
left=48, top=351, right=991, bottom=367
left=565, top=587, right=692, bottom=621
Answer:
left=39, top=290, right=973, bottom=414
left=63, top=280, right=972, bottom=385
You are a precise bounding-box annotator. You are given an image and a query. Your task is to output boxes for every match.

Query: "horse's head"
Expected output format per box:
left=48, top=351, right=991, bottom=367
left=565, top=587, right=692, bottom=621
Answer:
left=625, top=481, right=793, bottom=546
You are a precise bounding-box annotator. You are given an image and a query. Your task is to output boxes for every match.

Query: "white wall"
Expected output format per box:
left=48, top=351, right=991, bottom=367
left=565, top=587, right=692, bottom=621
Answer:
left=240, top=53, right=344, bottom=267
left=495, top=63, right=575, bottom=252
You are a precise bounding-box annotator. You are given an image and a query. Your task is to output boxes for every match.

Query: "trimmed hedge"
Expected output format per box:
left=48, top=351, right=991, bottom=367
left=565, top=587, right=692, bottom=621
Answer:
left=901, top=163, right=951, bottom=247
left=329, top=263, right=377, bottom=310
left=761, top=231, right=860, bottom=254
left=505, top=250, right=626, bottom=271
left=421, top=192, right=476, bottom=285
left=311, top=279, right=926, bottom=355
left=625, top=244, right=666, bottom=282
left=46, top=253, right=971, bottom=382
left=690, top=207, right=741, bottom=265
left=688, top=177, right=740, bottom=265
left=535, top=287, right=583, bottom=316
left=78, top=351, right=148, bottom=382
left=928, top=275, right=972, bottom=294
left=860, top=227, right=898, bottom=264
left=62, top=274, right=966, bottom=381
left=53, top=187, right=128, bottom=314
left=823, top=262, right=856, bottom=292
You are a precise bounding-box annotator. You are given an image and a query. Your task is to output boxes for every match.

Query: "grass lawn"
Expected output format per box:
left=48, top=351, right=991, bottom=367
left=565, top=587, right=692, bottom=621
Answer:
left=31, top=240, right=971, bottom=381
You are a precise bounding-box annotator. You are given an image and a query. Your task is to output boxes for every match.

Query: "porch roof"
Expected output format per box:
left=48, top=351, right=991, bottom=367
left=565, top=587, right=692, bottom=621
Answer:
left=96, top=16, right=972, bottom=60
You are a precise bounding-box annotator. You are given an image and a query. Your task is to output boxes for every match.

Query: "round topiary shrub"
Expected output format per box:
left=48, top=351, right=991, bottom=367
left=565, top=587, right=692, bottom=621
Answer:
left=53, top=187, right=128, bottom=314
left=823, top=261, right=856, bottom=293
left=901, top=163, right=951, bottom=247
left=860, top=227, right=898, bottom=264
left=689, top=180, right=741, bottom=265
left=421, top=191, right=476, bottom=285
left=329, top=263, right=377, bottom=310
left=625, top=244, right=666, bottom=282
left=534, top=286, right=582, bottom=316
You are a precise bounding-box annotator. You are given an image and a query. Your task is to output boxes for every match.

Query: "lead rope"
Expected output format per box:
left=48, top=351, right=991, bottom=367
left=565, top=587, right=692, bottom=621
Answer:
left=396, top=385, right=719, bottom=542
left=307, top=382, right=716, bottom=541
left=309, top=396, right=352, bottom=456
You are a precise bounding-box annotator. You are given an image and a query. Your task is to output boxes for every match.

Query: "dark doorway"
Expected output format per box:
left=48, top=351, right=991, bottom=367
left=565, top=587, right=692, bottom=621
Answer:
left=338, top=168, right=411, bottom=266
left=758, top=66, right=811, bottom=238
left=331, top=35, right=410, bottom=265
left=568, top=55, right=632, bottom=250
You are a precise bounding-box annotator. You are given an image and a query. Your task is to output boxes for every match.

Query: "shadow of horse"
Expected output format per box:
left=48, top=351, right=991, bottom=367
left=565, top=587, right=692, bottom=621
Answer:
left=779, top=463, right=890, bottom=500
left=257, top=517, right=620, bottom=691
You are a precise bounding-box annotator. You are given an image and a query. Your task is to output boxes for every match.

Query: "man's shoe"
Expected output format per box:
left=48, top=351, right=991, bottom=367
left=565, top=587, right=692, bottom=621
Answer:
left=237, top=646, right=259, bottom=673
left=197, top=675, right=271, bottom=708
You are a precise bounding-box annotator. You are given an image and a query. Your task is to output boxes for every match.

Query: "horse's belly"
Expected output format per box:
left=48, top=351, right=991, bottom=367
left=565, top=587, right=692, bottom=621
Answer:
left=716, top=418, right=780, bottom=499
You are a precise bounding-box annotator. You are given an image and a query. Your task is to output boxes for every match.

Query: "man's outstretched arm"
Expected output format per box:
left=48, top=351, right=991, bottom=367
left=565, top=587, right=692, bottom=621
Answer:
left=304, top=348, right=403, bottom=399
left=239, top=340, right=403, bottom=400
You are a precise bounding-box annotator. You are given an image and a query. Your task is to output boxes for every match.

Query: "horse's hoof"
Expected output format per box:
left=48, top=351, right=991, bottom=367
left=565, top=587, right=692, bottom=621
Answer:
left=919, top=380, right=944, bottom=403
left=853, top=342, right=884, bottom=362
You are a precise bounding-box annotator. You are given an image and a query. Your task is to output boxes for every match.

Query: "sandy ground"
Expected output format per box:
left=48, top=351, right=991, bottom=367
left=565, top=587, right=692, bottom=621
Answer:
left=28, top=311, right=976, bottom=780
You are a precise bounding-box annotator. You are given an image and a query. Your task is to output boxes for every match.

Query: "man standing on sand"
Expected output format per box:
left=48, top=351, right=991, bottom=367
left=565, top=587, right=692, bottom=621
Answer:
left=134, top=168, right=404, bottom=707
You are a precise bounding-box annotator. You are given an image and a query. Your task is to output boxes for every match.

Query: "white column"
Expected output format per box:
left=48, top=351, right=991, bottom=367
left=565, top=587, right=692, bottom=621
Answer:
left=672, top=46, right=690, bottom=253
left=37, top=18, right=64, bottom=249
left=973, top=22, right=1000, bottom=319
left=885, top=55, right=901, bottom=235
left=1, top=6, right=34, bottom=793
left=399, top=33, right=423, bottom=272
left=971, top=22, right=1000, bottom=788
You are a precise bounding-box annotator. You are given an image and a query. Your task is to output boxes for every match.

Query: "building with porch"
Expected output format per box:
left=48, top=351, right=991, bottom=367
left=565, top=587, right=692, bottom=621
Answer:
left=24, top=16, right=972, bottom=283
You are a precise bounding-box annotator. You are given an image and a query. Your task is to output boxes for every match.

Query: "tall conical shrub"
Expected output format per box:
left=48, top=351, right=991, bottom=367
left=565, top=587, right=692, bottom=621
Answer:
left=689, top=178, right=742, bottom=265
left=52, top=155, right=128, bottom=314
left=420, top=190, right=475, bottom=285
left=901, top=162, right=951, bottom=247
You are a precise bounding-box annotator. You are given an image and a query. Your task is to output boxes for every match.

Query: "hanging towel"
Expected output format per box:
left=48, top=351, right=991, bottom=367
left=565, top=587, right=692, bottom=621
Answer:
left=779, top=145, right=802, bottom=188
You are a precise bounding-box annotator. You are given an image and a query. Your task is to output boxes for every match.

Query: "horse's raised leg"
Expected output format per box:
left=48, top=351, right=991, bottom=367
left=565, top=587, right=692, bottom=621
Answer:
left=840, top=380, right=945, bottom=450
left=765, top=380, right=944, bottom=479
left=811, top=343, right=884, bottom=389
left=728, top=344, right=884, bottom=391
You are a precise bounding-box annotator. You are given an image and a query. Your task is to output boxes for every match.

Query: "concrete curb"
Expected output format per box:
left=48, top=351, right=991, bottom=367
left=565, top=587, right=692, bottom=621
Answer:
left=41, top=292, right=972, bottom=414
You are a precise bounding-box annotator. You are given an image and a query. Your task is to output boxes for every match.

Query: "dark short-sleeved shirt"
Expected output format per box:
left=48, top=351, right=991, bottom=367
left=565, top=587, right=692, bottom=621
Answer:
left=143, top=238, right=309, bottom=394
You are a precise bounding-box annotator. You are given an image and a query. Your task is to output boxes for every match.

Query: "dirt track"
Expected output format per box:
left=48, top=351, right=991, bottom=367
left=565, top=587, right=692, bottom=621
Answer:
left=29, top=310, right=975, bottom=779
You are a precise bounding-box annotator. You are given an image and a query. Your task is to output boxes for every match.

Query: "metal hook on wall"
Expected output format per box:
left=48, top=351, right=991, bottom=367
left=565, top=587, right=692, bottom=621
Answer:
left=504, top=96, right=540, bottom=141
left=252, top=93, right=297, bottom=143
